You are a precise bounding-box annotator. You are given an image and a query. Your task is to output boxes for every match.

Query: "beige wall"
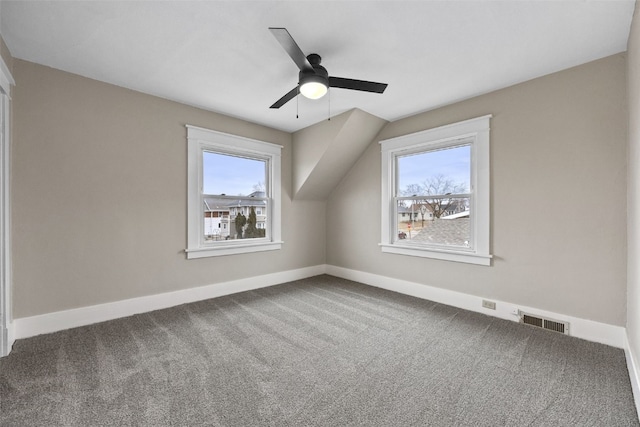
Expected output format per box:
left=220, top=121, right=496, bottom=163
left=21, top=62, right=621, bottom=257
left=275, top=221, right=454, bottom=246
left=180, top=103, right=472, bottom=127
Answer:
left=628, top=1, right=640, bottom=374
left=327, top=54, right=628, bottom=326
left=11, top=59, right=326, bottom=318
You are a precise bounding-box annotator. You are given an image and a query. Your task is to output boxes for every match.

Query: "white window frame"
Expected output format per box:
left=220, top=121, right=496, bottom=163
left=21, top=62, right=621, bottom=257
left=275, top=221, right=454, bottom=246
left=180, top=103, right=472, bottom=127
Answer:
left=186, top=125, right=282, bottom=259
left=380, top=115, right=492, bottom=266
left=0, top=55, right=13, bottom=356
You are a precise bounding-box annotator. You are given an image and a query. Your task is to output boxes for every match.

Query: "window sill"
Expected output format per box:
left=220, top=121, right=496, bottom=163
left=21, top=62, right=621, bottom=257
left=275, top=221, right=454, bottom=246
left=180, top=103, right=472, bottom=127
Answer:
left=186, top=241, right=283, bottom=259
left=379, top=243, right=492, bottom=266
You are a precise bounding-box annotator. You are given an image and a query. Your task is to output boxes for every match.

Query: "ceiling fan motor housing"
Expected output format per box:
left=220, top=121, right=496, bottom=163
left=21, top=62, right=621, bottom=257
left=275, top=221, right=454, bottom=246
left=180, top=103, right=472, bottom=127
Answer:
left=299, top=54, right=329, bottom=86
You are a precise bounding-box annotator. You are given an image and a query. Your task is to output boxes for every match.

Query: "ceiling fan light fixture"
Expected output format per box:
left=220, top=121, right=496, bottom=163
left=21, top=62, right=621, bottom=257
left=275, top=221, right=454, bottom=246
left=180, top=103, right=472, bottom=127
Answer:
left=299, top=75, right=328, bottom=100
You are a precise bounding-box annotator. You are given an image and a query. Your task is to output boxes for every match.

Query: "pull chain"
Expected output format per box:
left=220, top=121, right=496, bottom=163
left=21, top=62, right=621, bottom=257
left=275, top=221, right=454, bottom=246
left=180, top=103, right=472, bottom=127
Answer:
left=296, top=92, right=299, bottom=119
left=328, top=88, right=331, bottom=121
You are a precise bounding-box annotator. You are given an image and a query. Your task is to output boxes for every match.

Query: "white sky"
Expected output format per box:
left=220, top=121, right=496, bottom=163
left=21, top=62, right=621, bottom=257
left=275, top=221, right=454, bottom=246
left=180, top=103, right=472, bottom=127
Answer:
left=203, top=152, right=266, bottom=196
left=202, top=144, right=469, bottom=197
left=398, top=144, right=470, bottom=193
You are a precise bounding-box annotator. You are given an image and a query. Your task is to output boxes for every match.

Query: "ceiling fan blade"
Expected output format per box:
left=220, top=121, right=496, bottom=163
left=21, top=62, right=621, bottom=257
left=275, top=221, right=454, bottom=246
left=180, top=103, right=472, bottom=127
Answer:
left=270, top=86, right=299, bottom=109
left=329, top=77, right=388, bottom=93
left=269, top=27, right=313, bottom=72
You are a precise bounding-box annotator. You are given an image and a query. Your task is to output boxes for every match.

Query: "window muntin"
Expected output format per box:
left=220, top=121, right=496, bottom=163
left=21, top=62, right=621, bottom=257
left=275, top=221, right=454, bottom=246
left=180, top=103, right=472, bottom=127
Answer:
left=186, top=125, right=282, bottom=259
left=380, top=115, right=491, bottom=266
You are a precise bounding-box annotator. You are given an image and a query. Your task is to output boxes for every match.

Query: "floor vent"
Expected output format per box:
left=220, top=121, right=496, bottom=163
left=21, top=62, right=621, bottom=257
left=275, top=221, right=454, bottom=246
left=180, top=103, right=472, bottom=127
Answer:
left=520, top=312, right=569, bottom=335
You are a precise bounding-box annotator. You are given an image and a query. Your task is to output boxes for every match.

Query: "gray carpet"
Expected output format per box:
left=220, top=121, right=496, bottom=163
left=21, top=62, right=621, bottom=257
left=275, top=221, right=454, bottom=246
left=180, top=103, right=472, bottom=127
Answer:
left=0, top=275, right=638, bottom=426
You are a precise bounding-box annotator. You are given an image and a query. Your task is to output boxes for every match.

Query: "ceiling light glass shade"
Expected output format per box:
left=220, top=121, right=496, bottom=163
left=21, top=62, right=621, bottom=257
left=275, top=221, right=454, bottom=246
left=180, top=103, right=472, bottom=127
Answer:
left=300, top=76, right=328, bottom=100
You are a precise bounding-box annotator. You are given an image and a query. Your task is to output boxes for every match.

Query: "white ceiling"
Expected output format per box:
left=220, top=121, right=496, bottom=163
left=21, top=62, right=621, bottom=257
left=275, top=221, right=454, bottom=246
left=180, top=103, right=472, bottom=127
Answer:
left=0, top=1, right=635, bottom=133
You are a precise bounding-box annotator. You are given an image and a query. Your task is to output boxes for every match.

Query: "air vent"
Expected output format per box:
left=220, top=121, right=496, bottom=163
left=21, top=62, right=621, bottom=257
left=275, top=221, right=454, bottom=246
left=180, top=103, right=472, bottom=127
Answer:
left=520, top=311, right=569, bottom=335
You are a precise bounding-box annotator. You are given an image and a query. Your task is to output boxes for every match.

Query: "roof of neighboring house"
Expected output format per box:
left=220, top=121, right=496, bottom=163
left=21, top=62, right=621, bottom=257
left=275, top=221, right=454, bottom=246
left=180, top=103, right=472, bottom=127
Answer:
left=398, top=205, right=415, bottom=214
left=203, top=193, right=267, bottom=212
left=408, top=218, right=470, bottom=247
left=441, top=210, right=470, bottom=220
left=229, top=199, right=267, bottom=208
left=203, top=198, right=230, bottom=212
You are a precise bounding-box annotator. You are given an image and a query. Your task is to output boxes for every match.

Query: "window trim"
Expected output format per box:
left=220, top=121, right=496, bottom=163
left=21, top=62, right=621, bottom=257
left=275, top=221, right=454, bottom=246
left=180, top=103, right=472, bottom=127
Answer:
left=0, top=55, right=13, bottom=356
left=186, top=125, right=282, bottom=259
left=379, top=115, right=492, bottom=266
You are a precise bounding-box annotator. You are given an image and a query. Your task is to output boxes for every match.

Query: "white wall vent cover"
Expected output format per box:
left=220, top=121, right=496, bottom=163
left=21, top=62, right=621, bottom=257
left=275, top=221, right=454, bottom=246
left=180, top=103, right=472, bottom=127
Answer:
left=519, top=311, right=570, bottom=335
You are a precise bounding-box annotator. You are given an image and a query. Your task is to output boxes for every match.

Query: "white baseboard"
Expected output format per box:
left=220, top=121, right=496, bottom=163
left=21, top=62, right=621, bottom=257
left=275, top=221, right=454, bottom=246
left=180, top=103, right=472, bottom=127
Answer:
left=625, top=333, right=640, bottom=416
left=9, top=263, right=626, bottom=350
left=326, top=265, right=626, bottom=349
left=12, top=264, right=327, bottom=341
left=0, top=321, right=15, bottom=357
left=6, top=321, right=14, bottom=352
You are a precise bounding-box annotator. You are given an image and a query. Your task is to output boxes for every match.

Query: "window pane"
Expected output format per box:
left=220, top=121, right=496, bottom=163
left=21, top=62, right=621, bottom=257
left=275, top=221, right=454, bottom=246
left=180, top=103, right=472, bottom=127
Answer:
left=397, top=145, right=470, bottom=196
left=396, top=198, right=470, bottom=248
left=203, top=151, right=266, bottom=196
left=204, top=197, right=268, bottom=241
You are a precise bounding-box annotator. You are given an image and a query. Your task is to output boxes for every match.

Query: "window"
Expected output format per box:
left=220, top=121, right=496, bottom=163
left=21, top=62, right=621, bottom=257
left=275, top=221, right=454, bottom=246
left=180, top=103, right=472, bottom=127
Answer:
left=186, top=125, right=282, bottom=258
left=380, top=115, right=491, bottom=265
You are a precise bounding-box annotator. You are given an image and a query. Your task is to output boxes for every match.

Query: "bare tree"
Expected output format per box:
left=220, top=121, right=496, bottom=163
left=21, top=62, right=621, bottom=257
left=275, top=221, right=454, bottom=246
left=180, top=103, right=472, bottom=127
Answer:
left=401, top=174, right=467, bottom=219
left=419, top=204, right=428, bottom=227
left=402, top=183, right=423, bottom=197
left=252, top=181, right=266, bottom=193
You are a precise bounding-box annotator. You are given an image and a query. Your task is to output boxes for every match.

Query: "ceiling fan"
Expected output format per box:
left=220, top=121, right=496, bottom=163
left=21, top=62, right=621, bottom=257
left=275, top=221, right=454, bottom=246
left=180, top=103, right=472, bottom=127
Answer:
left=268, top=27, right=388, bottom=109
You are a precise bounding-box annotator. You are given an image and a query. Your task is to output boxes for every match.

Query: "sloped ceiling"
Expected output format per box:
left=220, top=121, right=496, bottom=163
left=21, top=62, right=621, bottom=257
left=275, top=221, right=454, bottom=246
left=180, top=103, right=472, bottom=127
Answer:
left=293, top=109, right=387, bottom=200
